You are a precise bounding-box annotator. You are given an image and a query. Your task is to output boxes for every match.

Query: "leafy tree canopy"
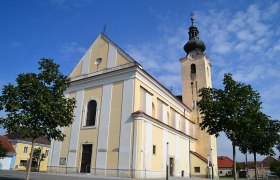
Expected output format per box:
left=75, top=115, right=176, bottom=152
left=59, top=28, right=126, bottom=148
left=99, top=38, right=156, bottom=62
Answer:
left=197, top=73, right=265, bottom=180
left=198, top=73, right=262, bottom=141
left=0, top=58, right=76, bottom=141
left=271, top=159, right=280, bottom=174
left=237, top=113, right=280, bottom=156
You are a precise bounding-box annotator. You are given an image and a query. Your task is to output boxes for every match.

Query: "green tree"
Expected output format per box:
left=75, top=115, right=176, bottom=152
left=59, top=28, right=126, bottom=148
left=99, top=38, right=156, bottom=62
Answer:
left=198, top=73, right=262, bottom=180
left=271, top=159, right=280, bottom=174
left=32, top=147, right=46, bottom=172
left=0, top=58, right=76, bottom=180
left=237, top=114, right=280, bottom=180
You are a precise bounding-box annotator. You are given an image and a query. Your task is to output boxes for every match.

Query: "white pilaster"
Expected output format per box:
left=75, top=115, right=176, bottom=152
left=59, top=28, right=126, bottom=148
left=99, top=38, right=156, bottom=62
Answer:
left=107, top=44, right=117, bottom=68
left=67, top=90, right=84, bottom=168
left=186, top=139, right=190, bottom=177
left=81, top=49, right=91, bottom=74
left=118, top=78, right=134, bottom=169
left=175, top=136, right=180, bottom=176
left=145, top=92, right=153, bottom=116
left=49, top=136, right=62, bottom=168
left=185, top=120, right=190, bottom=136
left=162, top=104, right=168, bottom=124
left=145, top=122, right=152, bottom=170
left=162, top=129, right=167, bottom=172
left=96, top=84, right=113, bottom=169
left=175, top=113, right=180, bottom=130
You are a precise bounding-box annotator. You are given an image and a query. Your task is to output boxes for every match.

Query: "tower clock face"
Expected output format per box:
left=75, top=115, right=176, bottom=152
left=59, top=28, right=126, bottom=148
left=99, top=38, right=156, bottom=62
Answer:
left=188, top=53, right=196, bottom=60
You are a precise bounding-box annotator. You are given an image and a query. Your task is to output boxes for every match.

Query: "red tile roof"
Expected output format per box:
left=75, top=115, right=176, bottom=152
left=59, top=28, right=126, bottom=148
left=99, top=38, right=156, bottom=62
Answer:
left=218, top=156, right=233, bottom=168
left=6, top=132, right=51, bottom=145
left=0, top=136, right=15, bottom=153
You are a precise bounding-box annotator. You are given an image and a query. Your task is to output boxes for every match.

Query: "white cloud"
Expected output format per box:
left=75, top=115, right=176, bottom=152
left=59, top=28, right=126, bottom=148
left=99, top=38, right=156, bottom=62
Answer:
left=9, top=41, right=23, bottom=48
left=125, top=23, right=186, bottom=96
left=123, top=1, right=280, bottom=161
left=60, top=42, right=86, bottom=60
left=48, top=0, right=92, bottom=9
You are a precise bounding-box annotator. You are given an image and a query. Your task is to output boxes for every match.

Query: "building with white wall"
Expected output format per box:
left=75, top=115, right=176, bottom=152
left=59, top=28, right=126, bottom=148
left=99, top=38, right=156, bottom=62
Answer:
left=48, top=18, right=218, bottom=178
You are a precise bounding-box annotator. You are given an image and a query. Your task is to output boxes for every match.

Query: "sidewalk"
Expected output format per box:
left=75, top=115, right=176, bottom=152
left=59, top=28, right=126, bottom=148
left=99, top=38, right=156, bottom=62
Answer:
left=45, top=172, right=211, bottom=180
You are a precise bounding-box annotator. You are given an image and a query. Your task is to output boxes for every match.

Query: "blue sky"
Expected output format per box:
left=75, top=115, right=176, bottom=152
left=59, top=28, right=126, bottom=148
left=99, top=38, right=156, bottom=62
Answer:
left=1, top=0, right=280, bottom=162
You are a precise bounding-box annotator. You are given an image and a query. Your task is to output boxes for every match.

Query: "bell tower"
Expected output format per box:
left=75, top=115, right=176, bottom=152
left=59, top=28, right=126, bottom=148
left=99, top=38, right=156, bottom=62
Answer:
left=180, top=16, right=218, bottom=176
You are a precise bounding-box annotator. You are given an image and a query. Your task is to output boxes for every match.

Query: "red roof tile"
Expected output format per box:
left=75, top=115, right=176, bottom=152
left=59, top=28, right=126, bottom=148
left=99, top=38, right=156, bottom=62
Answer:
left=6, top=132, right=51, bottom=145
left=218, top=156, right=233, bottom=168
left=0, top=136, right=15, bottom=153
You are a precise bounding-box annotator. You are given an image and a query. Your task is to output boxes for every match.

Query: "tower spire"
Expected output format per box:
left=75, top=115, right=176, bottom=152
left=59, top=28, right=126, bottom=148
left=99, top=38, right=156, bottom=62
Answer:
left=190, top=12, right=195, bottom=26
left=183, top=15, right=206, bottom=55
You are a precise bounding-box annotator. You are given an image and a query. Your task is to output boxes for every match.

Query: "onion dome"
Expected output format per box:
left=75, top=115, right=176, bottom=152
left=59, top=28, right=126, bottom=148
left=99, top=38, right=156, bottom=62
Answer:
left=184, top=16, right=206, bottom=54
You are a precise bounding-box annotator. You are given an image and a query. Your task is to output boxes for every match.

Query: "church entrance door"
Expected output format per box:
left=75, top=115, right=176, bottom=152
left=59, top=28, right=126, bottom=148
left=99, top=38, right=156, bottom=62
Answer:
left=170, top=157, right=174, bottom=176
left=80, top=144, right=92, bottom=173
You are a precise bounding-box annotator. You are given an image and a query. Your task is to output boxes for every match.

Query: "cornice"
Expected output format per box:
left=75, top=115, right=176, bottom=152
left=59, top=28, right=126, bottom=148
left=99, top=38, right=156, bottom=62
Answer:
left=66, top=63, right=138, bottom=93
left=132, top=111, right=196, bottom=141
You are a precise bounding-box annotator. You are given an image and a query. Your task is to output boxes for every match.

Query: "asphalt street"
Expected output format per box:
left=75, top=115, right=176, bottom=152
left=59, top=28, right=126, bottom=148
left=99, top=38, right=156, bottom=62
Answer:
left=0, top=170, right=199, bottom=180
left=1, top=170, right=254, bottom=180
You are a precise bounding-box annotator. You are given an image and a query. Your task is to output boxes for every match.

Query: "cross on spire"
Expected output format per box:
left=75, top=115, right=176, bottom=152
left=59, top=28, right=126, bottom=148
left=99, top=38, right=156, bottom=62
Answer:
left=190, top=12, right=195, bottom=26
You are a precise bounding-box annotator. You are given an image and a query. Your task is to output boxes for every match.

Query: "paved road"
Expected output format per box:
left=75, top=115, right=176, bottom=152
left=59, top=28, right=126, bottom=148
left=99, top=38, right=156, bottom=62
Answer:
left=0, top=170, right=208, bottom=180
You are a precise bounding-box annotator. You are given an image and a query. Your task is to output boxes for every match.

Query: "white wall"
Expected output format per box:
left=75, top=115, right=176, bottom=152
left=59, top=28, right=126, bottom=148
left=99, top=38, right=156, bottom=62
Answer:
left=0, top=157, right=12, bottom=170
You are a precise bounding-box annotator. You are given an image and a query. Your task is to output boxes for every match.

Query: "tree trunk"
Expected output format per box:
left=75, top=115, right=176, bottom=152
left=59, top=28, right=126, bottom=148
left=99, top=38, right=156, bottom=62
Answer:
left=37, top=149, right=42, bottom=172
left=26, top=139, right=35, bottom=180
left=38, top=160, right=41, bottom=172
left=254, top=152, right=258, bottom=180
left=233, top=140, right=237, bottom=180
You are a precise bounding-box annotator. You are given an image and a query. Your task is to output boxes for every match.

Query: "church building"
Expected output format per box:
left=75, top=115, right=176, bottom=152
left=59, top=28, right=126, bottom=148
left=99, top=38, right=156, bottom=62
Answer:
left=48, top=17, right=218, bottom=178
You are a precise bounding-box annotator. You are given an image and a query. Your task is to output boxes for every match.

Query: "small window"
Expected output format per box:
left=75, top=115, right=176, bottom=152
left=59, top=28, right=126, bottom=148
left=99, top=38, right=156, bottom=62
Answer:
left=20, top=160, right=27, bottom=166
left=227, top=171, right=232, bottom=175
left=194, top=167, right=200, bottom=173
left=85, top=100, right=97, bottom=126
left=59, top=157, right=66, bottom=165
left=191, top=64, right=196, bottom=73
left=219, top=171, right=223, bottom=174
left=23, top=147, right=28, bottom=153
left=45, top=150, right=49, bottom=156
left=153, top=145, right=156, bottom=155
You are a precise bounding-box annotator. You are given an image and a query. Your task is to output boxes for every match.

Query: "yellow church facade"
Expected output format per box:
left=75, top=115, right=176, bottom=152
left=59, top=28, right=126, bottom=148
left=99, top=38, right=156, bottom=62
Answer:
left=48, top=19, right=218, bottom=178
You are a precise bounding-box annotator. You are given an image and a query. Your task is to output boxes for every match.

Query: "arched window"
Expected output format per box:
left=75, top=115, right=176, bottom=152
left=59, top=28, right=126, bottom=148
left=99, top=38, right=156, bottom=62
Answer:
left=86, top=100, right=97, bottom=126
left=191, top=64, right=196, bottom=73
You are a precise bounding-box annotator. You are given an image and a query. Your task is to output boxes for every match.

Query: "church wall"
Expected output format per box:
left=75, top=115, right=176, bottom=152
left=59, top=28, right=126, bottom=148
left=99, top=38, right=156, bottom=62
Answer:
left=78, top=85, right=103, bottom=172
left=95, top=83, right=113, bottom=172
left=132, top=75, right=194, bottom=178
left=57, top=126, right=71, bottom=172
left=49, top=77, right=135, bottom=176
left=133, top=116, right=191, bottom=178
left=190, top=153, right=209, bottom=178
left=117, top=78, right=134, bottom=177
left=181, top=54, right=216, bottom=161
left=88, top=38, right=109, bottom=73
left=52, top=92, right=76, bottom=173
left=69, top=35, right=132, bottom=79
left=133, top=78, right=193, bottom=136
left=70, top=62, right=82, bottom=78
left=151, top=125, right=163, bottom=171
left=106, top=81, right=123, bottom=173
left=116, top=53, right=130, bottom=66
left=135, top=120, right=143, bottom=174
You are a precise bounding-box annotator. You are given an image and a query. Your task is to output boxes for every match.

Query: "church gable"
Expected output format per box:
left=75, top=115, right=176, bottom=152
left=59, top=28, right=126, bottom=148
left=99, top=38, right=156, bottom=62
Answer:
left=69, top=34, right=134, bottom=78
